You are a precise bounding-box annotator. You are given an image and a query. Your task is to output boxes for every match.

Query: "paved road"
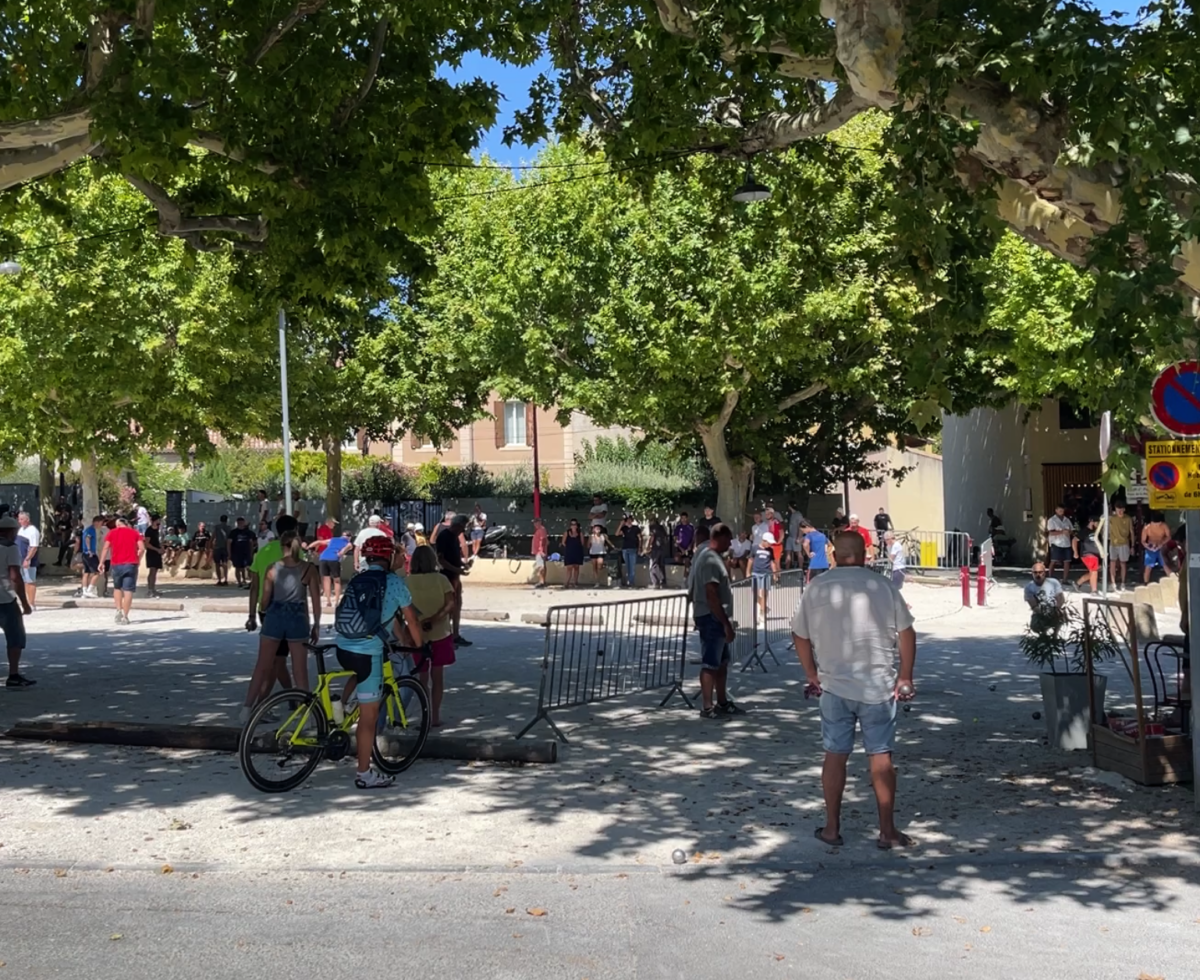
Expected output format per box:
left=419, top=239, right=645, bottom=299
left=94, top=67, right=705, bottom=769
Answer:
left=4, top=857, right=1199, bottom=980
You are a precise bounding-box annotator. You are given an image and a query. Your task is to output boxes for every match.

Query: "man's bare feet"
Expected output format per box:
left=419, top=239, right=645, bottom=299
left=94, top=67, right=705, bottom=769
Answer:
left=877, top=831, right=916, bottom=850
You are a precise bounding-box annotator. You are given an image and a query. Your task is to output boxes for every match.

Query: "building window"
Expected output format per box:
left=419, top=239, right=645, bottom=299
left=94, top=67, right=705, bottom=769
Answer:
left=503, top=401, right=527, bottom=446
left=1058, top=400, right=1095, bottom=431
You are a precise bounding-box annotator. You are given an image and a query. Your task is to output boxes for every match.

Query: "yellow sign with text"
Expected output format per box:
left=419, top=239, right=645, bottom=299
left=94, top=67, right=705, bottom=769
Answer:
left=1145, top=440, right=1200, bottom=509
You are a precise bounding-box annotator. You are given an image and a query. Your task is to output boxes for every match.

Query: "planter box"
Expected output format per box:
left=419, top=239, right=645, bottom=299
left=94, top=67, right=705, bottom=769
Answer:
left=1039, top=672, right=1108, bottom=751
left=1092, top=724, right=1193, bottom=786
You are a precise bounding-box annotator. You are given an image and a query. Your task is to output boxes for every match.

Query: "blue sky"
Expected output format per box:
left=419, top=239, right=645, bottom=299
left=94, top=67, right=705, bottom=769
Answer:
left=444, top=2, right=1150, bottom=164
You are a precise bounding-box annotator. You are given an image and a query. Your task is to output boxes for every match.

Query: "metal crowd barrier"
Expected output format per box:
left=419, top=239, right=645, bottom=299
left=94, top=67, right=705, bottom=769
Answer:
left=729, top=568, right=806, bottom=672
left=517, top=592, right=694, bottom=742
left=898, top=530, right=972, bottom=570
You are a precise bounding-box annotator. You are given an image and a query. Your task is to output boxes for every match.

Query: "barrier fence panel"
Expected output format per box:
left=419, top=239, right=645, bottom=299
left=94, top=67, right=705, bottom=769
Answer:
left=517, top=592, right=694, bottom=742
left=900, top=530, right=972, bottom=570
left=728, top=569, right=806, bottom=672
left=729, top=577, right=759, bottom=669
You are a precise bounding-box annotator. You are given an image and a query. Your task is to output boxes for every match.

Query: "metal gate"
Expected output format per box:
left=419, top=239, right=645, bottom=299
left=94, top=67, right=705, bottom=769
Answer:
left=384, top=500, right=443, bottom=531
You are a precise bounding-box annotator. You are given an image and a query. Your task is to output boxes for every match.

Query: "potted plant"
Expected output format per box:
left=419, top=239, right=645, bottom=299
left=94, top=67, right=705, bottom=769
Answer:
left=1019, top=604, right=1121, bottom=750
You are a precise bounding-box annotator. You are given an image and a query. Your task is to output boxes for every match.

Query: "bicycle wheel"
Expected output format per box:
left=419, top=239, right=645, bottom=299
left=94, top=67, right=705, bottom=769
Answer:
left=372, top=676, right=431, bottom=775
left=239, top=688, right=329, bottom=793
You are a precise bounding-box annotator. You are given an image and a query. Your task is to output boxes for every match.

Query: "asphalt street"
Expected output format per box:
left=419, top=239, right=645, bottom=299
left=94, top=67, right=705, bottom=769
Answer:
left=3, top=856, right=1200, bottom=980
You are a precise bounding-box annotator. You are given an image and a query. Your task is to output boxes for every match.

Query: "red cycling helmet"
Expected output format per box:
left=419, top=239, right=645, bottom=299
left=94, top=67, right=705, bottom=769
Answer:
left=360, top=534, right=395, bottom=563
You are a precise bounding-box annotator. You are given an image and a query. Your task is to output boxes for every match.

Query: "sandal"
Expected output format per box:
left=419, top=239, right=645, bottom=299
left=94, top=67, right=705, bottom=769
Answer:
left=5, top=673, right=36, bottom=688
left=814, top=826, right=843, bottom=847
left=877, top=832, right=916, bottom=850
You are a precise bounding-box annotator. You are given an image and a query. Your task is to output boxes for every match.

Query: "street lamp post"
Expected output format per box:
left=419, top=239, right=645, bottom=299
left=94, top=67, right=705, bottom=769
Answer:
left=278, top=308, right=293, bottom=515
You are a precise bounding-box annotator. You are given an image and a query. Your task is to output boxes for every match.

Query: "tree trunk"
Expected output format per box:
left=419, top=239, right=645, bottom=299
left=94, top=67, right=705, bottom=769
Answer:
left=324, top=435, right=342, bottom=523
left=698, top=422, right=755, bottom=532
left=38, top=457, right=54, bottom=532
left=80, top=453, right=100, bottom=521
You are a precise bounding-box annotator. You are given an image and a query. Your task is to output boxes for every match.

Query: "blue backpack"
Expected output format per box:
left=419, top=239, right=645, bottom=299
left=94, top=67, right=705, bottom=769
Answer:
left=335, top=568, right=392, bottom=642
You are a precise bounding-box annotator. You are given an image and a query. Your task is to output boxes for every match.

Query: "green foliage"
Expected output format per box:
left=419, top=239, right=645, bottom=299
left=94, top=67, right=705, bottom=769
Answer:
left=1019, top=605, right=1121, bottom=675
left=341, top=462, right=420, bottom=504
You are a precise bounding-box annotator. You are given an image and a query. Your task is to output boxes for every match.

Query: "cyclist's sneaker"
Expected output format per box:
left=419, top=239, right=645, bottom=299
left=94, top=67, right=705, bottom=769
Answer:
left=114, top=611, right=124, bottom=624
left=355, top=769, right=394, bottom=790
left=718, top=700, right=747, bottom=716
left=699, top=705, right=721, bottom=719
left=6, top=674, right=36, bottom=688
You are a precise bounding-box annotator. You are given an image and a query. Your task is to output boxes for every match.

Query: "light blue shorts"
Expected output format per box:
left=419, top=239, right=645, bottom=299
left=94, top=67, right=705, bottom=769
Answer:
left=20, top=567, right=36, bottom=584
left=819, top=691, right=897, bottom=755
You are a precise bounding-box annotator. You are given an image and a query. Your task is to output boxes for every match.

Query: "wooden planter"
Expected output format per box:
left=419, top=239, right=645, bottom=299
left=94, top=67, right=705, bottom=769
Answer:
left=1083, top=598, right=1193, bottom=786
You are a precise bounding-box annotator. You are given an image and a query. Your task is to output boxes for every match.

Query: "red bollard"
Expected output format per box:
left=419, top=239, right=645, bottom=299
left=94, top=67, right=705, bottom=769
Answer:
left=977, top=564, right=986, bottom=607
left=960, top=566, right=971, bottom=607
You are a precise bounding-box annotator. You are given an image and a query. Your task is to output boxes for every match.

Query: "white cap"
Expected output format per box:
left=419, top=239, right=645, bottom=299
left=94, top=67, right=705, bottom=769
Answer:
left=849, top=513, right=859, bottom=521
left=414, top=522, right=424, bottom=532
left=368, top=514, right=382, bottom=526
left=761, top=532, right=777, bottom=545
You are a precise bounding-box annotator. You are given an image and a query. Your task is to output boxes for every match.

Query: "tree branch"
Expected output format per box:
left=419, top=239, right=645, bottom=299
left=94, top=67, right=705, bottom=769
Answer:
left=0, top=134, right=95, bottom=191
left=0, top=109, right=93, bottom=149
left=736, top=85, right=867, bottom=155
left=333, top=17, right=390, bottom=129
left=188, top=132, right=282, bottom=175
left=246, top=0, right=329, bottom=67
left=85, top=9, right=129, bottom=93
left=125, top=174, right=267, bottom=250
left=554, top=17, right=623, bottom=134
left=135, top=1, right=156, bottom=37
left=747, top=382, right=827, bottom=430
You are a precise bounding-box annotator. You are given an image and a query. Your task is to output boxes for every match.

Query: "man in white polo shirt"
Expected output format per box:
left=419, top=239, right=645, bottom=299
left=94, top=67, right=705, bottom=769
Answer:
left=792, top=531, right=916, bottom=851
left=353, top=514, right=387, bottom=571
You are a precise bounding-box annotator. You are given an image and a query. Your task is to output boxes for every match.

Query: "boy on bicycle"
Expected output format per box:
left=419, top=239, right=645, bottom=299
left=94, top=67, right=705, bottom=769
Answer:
left=334, top=534, right=424, bottom=789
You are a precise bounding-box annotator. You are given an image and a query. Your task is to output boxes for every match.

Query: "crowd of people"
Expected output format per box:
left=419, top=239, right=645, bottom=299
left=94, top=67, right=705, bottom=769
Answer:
left=523, top=495, right=906, bottom=591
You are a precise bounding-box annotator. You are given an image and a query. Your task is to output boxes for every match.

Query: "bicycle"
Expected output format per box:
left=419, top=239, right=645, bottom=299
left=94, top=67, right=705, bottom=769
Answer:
left=238, top=639, right=432, bottom=794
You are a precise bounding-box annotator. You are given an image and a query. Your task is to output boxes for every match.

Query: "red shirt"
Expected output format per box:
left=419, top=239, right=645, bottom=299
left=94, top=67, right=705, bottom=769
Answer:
left=532, top=527, right=549, bottom=556
left=379, top=522, right=395, bottom=539
left=106, top=526, right=143, bottom=565
left=849, top=524, right=873, bottom=550
left=316, top=525, right=333, bottom=542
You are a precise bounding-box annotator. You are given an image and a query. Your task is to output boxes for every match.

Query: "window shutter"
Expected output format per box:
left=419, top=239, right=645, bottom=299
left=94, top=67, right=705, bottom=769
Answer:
left=493, top=400, right=505, bottom=448
left=410, top=432, right=420, bottom=450
left=524, top=403, right=535, bottom=447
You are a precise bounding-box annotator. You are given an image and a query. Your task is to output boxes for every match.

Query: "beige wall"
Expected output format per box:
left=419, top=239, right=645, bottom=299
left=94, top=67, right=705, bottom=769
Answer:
left=391, top=399, right=631, bottom=489
left=844, top=446, right=944, bottom=533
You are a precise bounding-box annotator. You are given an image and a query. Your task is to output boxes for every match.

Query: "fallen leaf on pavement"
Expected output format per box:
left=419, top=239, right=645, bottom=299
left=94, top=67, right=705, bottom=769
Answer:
left=773, top=954, right=785, bottom=961
left=1136, top=974, right=1165, bottom=980
left=912, top=927, right=932, bottom=937
left=493, top=888, right=507, bottom=897
left=110, top=934, right=123, bottom=941
left=511, top=934, right=523, bottom=939
left=953, top=916, right=967, bottom=924
left=53, top=869, right=67, bottom=878
left=526, top=908, right=547, bottom=917
left=505, top=908, right=515, bottom=914
left=161, top=865, right=174, bottom=875
left=979, top=926, right=991, bottom=933
left=801, top=908, right=813, bottom=914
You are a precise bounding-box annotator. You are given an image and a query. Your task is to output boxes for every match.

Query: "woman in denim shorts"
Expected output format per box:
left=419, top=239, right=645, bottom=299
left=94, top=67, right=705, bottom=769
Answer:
left=250, top=531, right=321, bottom=711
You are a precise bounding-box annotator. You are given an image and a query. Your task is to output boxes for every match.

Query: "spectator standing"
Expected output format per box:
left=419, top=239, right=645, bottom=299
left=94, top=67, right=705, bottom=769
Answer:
left=256, top=489, right=271, bottom=529
left=407, top=544, right=457, bottom=727
left=0, top=516, right=33, bottom=687
left=144, top=515, right=164, bottom=598
left=1046, top=505, right=1075, bottom=583
left=885, top=531, right=906, bottom=591
left=374, top=509, right=396, bottom=540
left=1107, top=502, right=1133, bottom=590
left=727, top=530, right=752, bottom=579
left=353, top=514, right=387, bottom=570
left=646, top=519, right=669, bottom=589
left=589, top=523, right=613, bottom=586
left=1142, top=511, right=1171, bottom=584
left=54, top=504, right=74, bottom=566
left=697, top=505, right=721, bottom=533
left=135, top=500, right=150, bottom=535
left=257, top=519, right=275, bottom=549
left=588, top=495, right=608, bottom=530
left=244, top=514, right=299, bottom=636
left=690, top=524, right=745, bottom=719
left=16, top=511, right=40, bottom=611
left=469, top=503, right=488, bottom=557
left=792, top=532, right=917, bottom=850
left=618, top=514, right=642, bottom=588
left=845, top=514, right=874, bottom=561
left=750, top=531, right=778, bottom=622
left=802, top=521, right=831, bottom=582
left=786, top=503, right=806, bottom=569
left=561, top=519, right=585, bottom=589
left=874, top=508, right=893, bottom=548
left=293, top=492, right=308, bottom=540
left=674, top=511, right=696, bottom=570
left=229, top=516, right=257, bottom=589
left=434, top=514, right=472, bottom=646
left=256, top=529, right=320, bottom=698
left=100, top=517, right=145, bottom=625
left=831, top=508, right=849, bottom=531
left=400, top=523, right=418, bottom=567
left=314, top=524, right=351, bottom=608
left=80, top=515, right=102, bottom=599
left=1074, top=517, right=1103, bottom=593
left=531, top=518, right=550, bottom=590
left=211, top=515, right=231, bottom=586
left=750, top=510, right=769, bottom=548
left=764, top=507, right=785, bottom=569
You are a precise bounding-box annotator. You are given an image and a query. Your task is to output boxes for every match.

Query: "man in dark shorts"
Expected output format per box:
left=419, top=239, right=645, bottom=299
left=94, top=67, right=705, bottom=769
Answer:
left=188, top=521, right=212, bottom=571
left=144, top=514, right=165, bottom=598
left=435, top=514, right=472, bottom=647
left=80, top=514, right=103, bottom=598
left=211, top=515, right=231, bottom=586
left=690, top=523, right=745, bottom=718
left=228, top=516, right=257, bottom=589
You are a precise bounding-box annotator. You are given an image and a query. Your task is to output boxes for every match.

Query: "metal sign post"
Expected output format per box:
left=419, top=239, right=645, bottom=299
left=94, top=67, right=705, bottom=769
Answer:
left=278, top=308, right=293, bottom=514
left=1189, top=511, right=1200, bottom=808
left=1100, top=411, right=1111, bottom=598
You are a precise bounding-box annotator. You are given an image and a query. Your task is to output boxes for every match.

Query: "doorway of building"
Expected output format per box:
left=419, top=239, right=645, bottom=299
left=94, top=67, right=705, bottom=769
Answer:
left=1042, top=463, right=1103, bottom=520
